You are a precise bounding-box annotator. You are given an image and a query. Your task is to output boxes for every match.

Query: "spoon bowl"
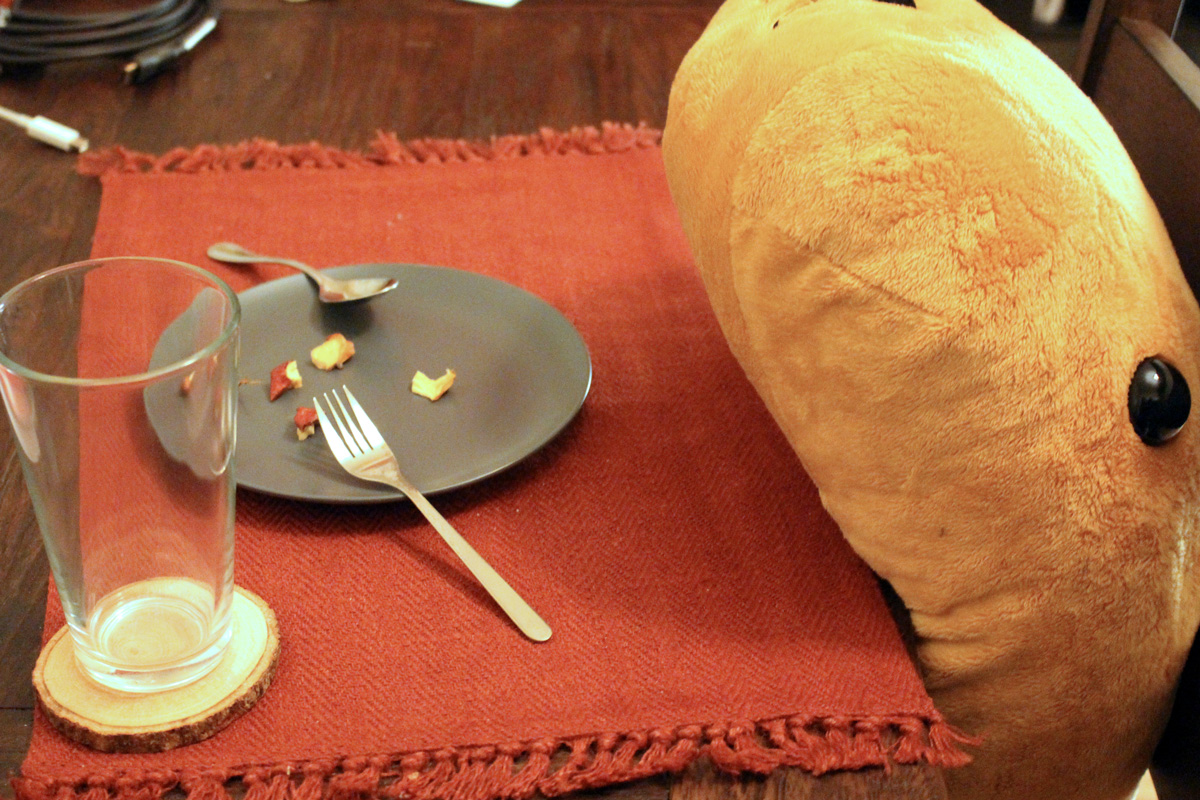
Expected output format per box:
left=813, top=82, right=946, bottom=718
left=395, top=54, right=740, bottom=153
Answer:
left=206, top=242, right=400, bottom=303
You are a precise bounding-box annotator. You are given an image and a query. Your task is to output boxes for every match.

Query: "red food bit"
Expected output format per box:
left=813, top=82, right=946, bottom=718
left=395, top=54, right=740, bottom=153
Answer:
left=294, top=406, right=318, bottom=428
left=269, top=360, right=302, bottom=401
left=294, top=406, right=319, bottom=440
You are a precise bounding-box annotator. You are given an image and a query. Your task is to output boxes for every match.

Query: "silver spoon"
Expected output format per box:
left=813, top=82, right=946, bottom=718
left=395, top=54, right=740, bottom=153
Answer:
left=206, top=242, right=399, bottom=303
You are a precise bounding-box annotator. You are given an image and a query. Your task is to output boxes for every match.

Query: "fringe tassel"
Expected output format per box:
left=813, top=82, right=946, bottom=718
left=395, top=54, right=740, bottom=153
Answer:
left=75, top=123, right=663, bottom=178
left=241, top=770, right=289, bottom=800
left=76, top=785, right=116, bottom=800
left=925, top=719, right=981, bottom=768
left=327, top=755, right=386, bottom=800
left=179, top=771, right=232, bottom=800
left=291, top=761, right=337, bottom=800
left=501, top=741, right=551, bottom=799
left=10, top=714, right=975, bottom=800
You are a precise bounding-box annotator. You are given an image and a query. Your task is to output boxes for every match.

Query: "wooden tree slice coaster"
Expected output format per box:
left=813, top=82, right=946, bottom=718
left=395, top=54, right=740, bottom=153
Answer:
left=32, top=585, right=280, bottom=753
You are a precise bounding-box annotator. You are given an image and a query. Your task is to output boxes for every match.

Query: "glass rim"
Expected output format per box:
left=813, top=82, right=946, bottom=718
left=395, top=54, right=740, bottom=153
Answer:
left=0, top=256, right=241, bottom=388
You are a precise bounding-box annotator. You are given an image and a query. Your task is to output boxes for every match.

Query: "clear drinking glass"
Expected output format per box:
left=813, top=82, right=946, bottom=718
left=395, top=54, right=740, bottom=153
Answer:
left=0, top=257, right=239, bottom=694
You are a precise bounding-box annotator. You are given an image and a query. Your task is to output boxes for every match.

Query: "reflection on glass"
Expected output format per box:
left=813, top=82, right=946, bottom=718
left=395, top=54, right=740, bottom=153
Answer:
left=1177, top=0, right=1200, bottom=64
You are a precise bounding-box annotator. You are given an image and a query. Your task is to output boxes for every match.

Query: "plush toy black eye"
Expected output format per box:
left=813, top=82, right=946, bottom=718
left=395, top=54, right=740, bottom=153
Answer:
left=876, top=0, right=917, bottom=6
left=1129, top=357, right=1190, bottom=445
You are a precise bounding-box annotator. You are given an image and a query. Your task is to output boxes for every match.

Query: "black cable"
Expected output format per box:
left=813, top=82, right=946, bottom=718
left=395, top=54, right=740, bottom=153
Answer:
left=0, top=0, right=220, bottom=83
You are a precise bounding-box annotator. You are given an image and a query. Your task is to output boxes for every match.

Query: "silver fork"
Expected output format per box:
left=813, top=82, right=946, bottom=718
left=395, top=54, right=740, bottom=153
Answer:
left=314, top=386, right=552, bottom=642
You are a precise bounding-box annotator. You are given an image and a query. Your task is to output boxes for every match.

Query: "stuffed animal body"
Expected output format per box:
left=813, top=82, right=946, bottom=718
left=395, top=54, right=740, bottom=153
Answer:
left=662, top=1, right=1200, bottom=798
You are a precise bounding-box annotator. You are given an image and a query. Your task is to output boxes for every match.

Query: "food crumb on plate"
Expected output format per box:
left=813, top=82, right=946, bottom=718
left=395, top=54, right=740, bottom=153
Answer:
left=411, top=368, right=456, bottom=401
left=311, top=333, right=355, bottom=370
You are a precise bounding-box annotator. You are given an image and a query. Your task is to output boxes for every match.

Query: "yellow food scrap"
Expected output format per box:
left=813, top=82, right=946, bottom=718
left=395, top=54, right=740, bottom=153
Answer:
left=310, top=333, right=355, bottom=371
left=411, top=369, right=456, bottom=401
left=286, top=359, right=302, bottom=385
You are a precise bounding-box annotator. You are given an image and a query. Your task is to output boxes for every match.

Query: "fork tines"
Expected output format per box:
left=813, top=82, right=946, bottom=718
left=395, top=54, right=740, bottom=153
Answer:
left=314, top=386, right=382, bottom=460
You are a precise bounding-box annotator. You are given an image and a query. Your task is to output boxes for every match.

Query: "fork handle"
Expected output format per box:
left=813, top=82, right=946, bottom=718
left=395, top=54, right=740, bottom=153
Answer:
left=397, top=484, right=553, bottom=642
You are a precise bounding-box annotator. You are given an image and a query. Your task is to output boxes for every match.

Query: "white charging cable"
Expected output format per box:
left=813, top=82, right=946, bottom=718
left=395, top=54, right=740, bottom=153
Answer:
left=0, top=104, right=89, bottom=152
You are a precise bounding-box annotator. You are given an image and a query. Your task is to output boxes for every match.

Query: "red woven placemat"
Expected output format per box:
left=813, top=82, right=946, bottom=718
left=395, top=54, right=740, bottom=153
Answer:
left=14, top=124, right=969, bottom=800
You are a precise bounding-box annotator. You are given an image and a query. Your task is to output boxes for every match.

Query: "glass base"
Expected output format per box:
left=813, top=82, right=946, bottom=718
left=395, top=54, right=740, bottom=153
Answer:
left=71, top=577, right=233, bottom=694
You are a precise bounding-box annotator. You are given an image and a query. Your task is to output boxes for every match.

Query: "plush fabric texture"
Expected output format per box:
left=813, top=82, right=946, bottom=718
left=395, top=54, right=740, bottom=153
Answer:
left=14, top=127, right=968, bottom=800
left=662, top=3, right=1200, bottom=799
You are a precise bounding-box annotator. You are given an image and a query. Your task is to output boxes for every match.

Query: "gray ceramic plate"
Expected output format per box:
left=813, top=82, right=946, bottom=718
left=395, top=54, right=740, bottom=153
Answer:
left=235, top=264, right=591, bottom=503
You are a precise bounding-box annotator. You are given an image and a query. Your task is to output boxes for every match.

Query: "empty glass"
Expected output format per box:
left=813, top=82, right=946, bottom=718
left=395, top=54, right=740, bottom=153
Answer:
left=0, top=257, right=239, bottom=694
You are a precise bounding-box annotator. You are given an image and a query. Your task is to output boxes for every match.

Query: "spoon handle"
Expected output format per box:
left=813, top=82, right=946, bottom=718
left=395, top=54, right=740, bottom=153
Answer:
left=254, top=257, right=326, bottom=285
left=206, top=242, right=327, bottom=286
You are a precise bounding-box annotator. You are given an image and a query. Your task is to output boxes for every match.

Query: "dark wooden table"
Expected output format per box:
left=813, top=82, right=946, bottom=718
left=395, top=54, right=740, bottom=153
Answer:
left=0, top=2, right=947, bottom=798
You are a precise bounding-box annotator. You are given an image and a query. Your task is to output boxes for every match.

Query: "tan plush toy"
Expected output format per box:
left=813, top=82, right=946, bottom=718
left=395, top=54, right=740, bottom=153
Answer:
left=662, top=1, right=1200, bottom=798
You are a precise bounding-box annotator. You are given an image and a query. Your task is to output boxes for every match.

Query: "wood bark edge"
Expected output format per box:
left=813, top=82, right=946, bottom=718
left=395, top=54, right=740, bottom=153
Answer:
left=32, top=586, right=280, bottom=753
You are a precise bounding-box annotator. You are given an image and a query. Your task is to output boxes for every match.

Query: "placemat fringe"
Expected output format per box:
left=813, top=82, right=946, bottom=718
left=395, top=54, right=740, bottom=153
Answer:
left=10, top=715, right=973, bottom=800
left=75, top=123, right=662, bottom=177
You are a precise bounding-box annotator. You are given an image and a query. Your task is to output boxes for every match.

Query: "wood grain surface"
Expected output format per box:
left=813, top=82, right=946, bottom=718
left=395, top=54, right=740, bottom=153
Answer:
left=0, top=2, right=946, bottom=797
